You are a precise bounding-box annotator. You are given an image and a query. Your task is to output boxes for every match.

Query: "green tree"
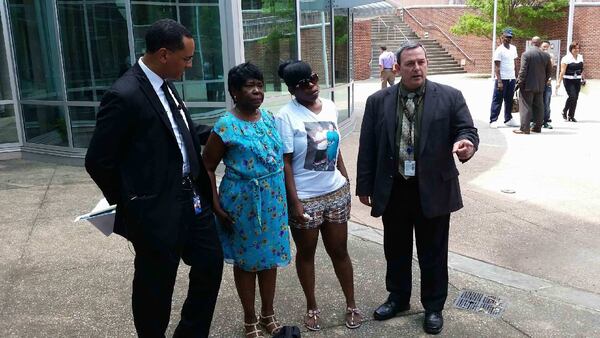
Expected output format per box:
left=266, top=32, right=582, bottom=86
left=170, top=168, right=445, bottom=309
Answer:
left=450, top=0, right=568, bottom=39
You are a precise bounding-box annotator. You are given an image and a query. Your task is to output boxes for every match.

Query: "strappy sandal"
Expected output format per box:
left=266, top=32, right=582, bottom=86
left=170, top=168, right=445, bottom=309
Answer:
left=304, top=309, right=321, bottom=331
left=259, top=313, right=283, bottom=335
left=345, top=307, right=363, bottom=329
left=244, top=321, right=264, bottom=338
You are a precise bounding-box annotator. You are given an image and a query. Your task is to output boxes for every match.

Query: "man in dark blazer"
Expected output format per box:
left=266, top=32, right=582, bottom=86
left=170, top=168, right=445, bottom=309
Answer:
left=85, top=19, right=223, bottom=337
left=514, top=36, right=553, bottom=134
left=356, top=42, right=478, bottom=334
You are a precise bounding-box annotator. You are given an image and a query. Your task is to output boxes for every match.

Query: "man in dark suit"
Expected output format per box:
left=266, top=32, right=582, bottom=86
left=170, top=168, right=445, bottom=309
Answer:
left=85, top=19, right=223, bottom=337
left=356, top=42, right=478, bottom=334
left=514, top=36, right=553, bottom=134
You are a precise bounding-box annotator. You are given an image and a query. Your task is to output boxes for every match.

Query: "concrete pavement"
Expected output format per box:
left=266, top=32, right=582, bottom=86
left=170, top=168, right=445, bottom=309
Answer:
left=1, top=74, right=600, bottom=336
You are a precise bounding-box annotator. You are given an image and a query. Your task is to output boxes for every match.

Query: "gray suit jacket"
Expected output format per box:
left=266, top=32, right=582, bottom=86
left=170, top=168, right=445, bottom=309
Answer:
left=356, top=80, right=479, bottom=218
left=517, top=48, right=552, bottom=93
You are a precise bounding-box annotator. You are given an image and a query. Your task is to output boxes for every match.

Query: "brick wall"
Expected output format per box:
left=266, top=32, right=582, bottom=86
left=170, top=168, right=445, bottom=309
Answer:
left=402, top=5, right=600, bottom=78
left=352, top=20, right=372, bottom=80
left=569, top=6, right=600, bottom=79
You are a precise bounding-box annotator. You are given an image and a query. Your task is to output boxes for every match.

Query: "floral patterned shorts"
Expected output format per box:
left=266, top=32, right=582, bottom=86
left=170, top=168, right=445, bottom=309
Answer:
left=290, top=181, right=351, bottom=229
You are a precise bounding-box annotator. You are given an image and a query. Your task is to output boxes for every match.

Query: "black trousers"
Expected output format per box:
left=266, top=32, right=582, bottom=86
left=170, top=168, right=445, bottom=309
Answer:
left=382, top=175, right=450, bottom=312
left=131, top=186, right=224, bottom=338
left=563, top=78, right=581, bottom=118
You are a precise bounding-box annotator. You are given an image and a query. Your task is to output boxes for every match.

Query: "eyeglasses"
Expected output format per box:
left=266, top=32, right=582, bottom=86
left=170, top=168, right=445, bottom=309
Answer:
left=295, top=73, right=319, bottom=89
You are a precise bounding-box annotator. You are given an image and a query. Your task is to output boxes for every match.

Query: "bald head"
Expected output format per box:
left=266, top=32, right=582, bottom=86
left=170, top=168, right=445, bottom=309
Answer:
left=531, top=36, right=541, bottom=47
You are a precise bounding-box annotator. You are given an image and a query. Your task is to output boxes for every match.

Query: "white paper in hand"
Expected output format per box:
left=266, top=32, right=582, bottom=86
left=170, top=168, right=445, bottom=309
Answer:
left=75, top=198, right=116, bottom=236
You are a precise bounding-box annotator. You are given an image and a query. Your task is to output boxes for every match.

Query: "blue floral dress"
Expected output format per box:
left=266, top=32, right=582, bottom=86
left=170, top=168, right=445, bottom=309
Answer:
left=213, top=109, right=290, bottom=272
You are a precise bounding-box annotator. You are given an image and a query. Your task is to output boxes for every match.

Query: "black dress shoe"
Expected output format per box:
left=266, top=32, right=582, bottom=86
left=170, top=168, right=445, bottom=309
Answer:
left=568, top=117, right=577, bottom=122
left=562, top=110, right=568, bottom=121
left=373, top=299, right=410, bottom=321
left=423, top=311, right=443, bottom=334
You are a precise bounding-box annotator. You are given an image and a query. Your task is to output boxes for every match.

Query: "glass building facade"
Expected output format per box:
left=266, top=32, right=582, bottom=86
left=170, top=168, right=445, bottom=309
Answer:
left=0, top=0, right=374, bottom=161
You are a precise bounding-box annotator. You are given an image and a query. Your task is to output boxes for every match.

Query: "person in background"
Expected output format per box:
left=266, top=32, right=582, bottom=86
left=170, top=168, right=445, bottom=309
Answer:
left=513, top=36, right=552, bottom=134
left=489, top=28, right=520, bottom=129
left=203, top=63, right=290, bottom=338
left=276, top=60, right=363, bottom=332
left=379, top=46, right=397, bottom=89
left=557, top=41, right=585, bottom=122
left=541, top=40, right=555, bottom=129
left=85, top=19, right=223, bottom=337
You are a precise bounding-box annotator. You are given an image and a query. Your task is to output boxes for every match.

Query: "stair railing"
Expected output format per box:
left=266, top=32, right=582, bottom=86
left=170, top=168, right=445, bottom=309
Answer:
left=402, top=9, right=473, bottom=64
left=392, top=25, right=409, bottom=44
left=376, top=17, right=391, bottom=40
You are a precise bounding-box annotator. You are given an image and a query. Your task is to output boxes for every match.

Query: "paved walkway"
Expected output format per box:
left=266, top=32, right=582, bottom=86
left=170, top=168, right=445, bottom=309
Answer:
left=1, top=75, right=600, bottom=336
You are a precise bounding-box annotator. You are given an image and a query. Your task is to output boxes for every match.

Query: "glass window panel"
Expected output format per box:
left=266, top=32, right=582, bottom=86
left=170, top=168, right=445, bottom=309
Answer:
left=8, top=0, right=63, bottom=100
left=68, top=106, right=96, bottom=148
left=242, top=0, right=297, bottom=97
left=131, top=4, right=177, bottom=56
left=21, top=104, right=68, bottom=146
left=0, top=19, right=12, bottom=100
left=179, top=0, right=219, bottom=3
left=0, top=105, right=18, bottom=143
left=188, top=107, right=225, bottom=126
left=334, top=9, right=349, bottom=85
left=58, top=1, right=130, bottom=101
left=334, top=87, right=349, bottom=123
left=179, top=5, right=225, bottom=102
left=300, top=2, right=332, bottom=88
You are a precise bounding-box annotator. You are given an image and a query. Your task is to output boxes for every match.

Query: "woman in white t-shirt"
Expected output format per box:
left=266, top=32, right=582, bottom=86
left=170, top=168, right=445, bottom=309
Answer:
left=276, top=60, right=362, bottom=331
left=557, top=41, right=585, bottom=122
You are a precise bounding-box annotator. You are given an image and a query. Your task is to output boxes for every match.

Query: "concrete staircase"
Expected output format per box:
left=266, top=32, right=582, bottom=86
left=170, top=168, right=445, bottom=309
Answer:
left=370, top=15, right=466, bottom=77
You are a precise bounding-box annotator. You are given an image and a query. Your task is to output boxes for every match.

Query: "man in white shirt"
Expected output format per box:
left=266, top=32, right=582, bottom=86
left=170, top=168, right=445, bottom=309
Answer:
left=379, top=46, right=397, bottom=89
left=489, top=28, right=519, bottom=128
left=85, top=19, right=222, bottom=337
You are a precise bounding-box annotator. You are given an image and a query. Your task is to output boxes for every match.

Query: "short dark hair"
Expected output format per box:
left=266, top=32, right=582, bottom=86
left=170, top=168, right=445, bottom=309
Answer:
left=380, top=46, right=387, bottom=51
left=228, top=62, right=264, bottom=100
left=395, top=41, right=427, bottom=64
left=569, top=41, right=579, bottom=53
left=278, top=60, right=312, bottom=89
left=145, top=19, right=192, bottom=53
left=541, top=40, right=550, bottom=45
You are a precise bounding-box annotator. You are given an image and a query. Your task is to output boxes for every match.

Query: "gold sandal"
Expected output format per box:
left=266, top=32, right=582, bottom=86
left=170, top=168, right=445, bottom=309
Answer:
left=259, top=313, right=283, bottom=335
left=345, top=307, right=363, bottom=329
left=304, top=309, right=321, bottom=331
left=244, top=321, right=264, bottom=338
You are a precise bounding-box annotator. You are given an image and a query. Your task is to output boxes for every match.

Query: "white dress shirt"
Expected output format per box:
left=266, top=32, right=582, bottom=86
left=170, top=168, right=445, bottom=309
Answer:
left=138, top=57, right=191, bottom=175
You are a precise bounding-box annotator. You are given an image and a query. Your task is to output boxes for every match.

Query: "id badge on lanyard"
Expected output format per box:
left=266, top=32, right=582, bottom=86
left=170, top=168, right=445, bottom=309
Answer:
left=191, top=186, right=202, bottom=215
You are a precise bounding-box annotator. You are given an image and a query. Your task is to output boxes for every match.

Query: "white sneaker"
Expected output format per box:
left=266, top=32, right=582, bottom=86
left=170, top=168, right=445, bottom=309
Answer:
left=489, top=121, right=500, bottom=129
left=504, top=119, right=519, bottom=127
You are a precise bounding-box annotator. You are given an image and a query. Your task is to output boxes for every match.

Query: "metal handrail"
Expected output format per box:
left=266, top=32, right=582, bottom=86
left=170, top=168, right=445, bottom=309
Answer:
left=403, top=9, right=474, bottom=64
left=376, top=17, right=392, bottom=40
left=392, top=25, right=409, bottom=44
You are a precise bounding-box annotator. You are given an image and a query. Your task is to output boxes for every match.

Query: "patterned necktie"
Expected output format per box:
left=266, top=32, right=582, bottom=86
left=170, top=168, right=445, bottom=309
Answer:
left=399, top=93, right=416, bottom=179
left=161, top=81, right=200, bottom=179
left=405, top=93, right=416, bottom=121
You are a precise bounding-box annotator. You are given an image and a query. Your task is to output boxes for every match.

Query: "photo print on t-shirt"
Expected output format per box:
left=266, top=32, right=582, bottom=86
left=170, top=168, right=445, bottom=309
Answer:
left=303, top=121, right=339, bottom=171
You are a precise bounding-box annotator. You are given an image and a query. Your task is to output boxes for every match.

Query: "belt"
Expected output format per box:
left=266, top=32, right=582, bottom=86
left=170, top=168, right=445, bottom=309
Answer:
left=383, top=68, right=393, bottom=70
left=224, top=167, right=283, bottom=231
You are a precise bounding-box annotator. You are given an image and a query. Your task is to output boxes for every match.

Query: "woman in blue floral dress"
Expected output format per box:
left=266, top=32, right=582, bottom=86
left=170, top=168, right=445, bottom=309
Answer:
left=203, top=62, right=290, bottom=337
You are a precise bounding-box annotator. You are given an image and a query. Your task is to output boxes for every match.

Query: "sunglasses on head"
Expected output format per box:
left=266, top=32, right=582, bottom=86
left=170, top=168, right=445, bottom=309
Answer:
left=295, top=73, right=319, bottom=89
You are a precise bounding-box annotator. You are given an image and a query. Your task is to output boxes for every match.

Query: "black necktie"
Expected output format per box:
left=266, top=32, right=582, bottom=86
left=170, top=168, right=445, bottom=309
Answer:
left=161, top=81, right=200, bottom=179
